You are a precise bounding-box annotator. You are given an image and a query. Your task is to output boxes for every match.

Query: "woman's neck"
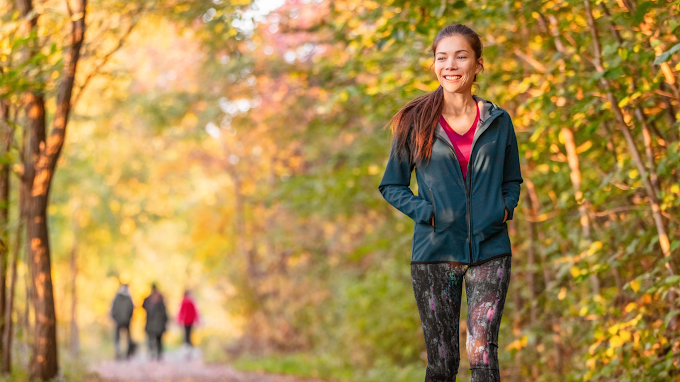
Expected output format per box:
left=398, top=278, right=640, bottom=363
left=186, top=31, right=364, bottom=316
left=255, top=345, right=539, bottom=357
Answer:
left=441, top=90, right=475, bottom=117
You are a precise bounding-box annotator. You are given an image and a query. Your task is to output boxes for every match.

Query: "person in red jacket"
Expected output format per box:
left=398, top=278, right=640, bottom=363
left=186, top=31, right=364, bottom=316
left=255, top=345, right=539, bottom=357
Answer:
left=176, top=290, right=200, bottom=347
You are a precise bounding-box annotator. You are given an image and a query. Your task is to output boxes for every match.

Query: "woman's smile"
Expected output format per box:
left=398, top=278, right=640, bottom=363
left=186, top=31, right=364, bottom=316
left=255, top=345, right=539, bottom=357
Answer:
left=443, top=74, right=463, bottom=82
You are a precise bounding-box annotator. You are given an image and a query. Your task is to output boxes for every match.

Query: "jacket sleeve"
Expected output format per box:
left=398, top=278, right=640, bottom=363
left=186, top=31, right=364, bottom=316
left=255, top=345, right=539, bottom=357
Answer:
left=125, top=297, right=134, bottom=321
left=176, top=301, right=185, bottom=324
left=110, top=298, right=116, bottom=319
left=502, top=114, right=523, bottom=220
left=378, top=138, right=433, bottom=225
left=162, top=301, right=168, bottom=324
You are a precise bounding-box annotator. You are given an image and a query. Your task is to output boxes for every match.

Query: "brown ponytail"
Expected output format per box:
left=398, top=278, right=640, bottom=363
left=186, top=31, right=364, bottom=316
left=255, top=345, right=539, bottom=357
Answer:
left=386, top=24, right=483, bottom=166
left=386, top=86, right=444, bottom=166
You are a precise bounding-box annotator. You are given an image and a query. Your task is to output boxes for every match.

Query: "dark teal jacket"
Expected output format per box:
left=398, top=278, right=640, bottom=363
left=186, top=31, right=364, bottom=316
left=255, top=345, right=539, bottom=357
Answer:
left=379, top=95, right=523, bottom=264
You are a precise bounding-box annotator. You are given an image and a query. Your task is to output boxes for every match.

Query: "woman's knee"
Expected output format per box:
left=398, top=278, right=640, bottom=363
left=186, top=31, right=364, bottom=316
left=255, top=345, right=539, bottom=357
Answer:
left=466, top=339, right=499, bottom=368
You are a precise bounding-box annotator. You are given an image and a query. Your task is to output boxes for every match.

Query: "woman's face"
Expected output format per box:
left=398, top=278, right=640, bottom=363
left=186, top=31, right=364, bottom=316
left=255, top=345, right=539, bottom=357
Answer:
left=433, top=35, right=483, bottom=95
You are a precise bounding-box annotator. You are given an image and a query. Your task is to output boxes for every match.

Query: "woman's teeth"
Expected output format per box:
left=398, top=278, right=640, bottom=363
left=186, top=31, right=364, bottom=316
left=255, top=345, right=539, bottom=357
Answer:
left=444, top=75, right=462, bottom=82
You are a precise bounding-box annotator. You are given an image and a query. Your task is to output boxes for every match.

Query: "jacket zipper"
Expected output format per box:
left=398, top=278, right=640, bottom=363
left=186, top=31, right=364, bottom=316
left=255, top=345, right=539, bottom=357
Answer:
left=436, top=109, right=504, bottom=263
left=434, top=136, right=471, bottom=261
left=429, top=188, right=436, bottom=232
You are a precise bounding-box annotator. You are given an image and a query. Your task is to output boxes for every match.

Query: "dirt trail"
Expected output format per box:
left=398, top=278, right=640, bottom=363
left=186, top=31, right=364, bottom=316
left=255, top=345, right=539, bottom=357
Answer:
left=90, top=360, right=330, bottom=382
left=89, top=348, right=333, bottom=382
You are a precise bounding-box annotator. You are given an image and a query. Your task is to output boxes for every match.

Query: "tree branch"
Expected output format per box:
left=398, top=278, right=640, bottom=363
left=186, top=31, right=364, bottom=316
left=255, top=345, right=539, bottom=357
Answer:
left=72, top=7, right=144, bottom=107
left=513, top=48, right=546, bottom=73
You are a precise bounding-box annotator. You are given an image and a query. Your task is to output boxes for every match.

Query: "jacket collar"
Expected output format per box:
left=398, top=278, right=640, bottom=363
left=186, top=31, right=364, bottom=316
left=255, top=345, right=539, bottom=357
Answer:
left=117, top=285, right=131, bottom=296
left=435, top=95, right=502, bottom=147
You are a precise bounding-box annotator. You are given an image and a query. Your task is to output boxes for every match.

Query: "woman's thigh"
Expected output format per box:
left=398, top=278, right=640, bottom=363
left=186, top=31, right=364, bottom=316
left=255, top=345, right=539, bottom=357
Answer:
left=412, top=262, right=466, bottom=379
left=464, top=256, right=512, bottom=370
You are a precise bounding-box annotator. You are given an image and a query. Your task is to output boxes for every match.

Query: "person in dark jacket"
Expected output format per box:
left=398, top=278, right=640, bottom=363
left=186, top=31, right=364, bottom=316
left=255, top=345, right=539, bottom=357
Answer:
left=110, top=284, right=135, bottom=360
left=379, top=24, right=522, bottom=382
left=142, top=284, right=168, bottom=361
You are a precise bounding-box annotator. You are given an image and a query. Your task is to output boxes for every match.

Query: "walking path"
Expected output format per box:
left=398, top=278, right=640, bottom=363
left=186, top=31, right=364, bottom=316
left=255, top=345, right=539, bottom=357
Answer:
left=90, top=360, right=330, bottom=382
left=89, top=348, right=333, bottom=382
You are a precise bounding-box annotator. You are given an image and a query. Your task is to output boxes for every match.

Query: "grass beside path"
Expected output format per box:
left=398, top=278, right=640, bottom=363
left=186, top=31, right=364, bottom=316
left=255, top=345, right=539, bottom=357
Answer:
left=232, top=352, right=426, bottom=382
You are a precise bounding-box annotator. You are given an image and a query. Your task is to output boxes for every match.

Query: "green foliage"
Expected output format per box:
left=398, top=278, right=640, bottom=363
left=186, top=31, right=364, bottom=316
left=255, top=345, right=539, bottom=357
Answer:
left=654, top=43, right=680, bottom=65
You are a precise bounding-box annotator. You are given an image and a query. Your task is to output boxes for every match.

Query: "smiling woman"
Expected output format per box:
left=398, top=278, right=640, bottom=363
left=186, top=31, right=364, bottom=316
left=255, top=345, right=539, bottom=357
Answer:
left=434, top=34, right=484, bottom=95
left=379, top=24, right=523, bottom=382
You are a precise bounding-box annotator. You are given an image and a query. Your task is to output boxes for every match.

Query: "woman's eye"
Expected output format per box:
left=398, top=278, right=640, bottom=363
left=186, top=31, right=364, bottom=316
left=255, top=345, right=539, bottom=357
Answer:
left=457, top=56, right=467, bottom=59
left=437, top=57, right=445, bottom=60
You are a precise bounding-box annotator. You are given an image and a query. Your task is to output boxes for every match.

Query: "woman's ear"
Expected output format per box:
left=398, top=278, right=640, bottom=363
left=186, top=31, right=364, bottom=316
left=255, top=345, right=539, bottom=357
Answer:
left=476, top=57, right=484, bottom=75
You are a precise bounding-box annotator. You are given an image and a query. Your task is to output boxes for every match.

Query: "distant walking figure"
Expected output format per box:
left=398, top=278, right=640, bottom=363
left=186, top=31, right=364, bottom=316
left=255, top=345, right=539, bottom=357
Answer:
left=110, top=284, right=135, bottom=360
left=176, top=290, right=200, bottom=347
left=142, top=284, right=168, bottom=361
left=379, top=24, right=523, bottom=382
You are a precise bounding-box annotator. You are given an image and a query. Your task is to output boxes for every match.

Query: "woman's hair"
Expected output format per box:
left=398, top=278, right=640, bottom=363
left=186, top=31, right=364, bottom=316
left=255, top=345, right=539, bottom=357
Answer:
left=386, top=24, right=483, bottom=165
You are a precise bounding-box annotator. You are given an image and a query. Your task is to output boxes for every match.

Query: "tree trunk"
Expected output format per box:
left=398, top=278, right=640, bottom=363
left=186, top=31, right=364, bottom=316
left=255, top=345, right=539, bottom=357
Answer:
left=25, top=189, right=58, bottom=380
left=524, top=179, right=563, bottom=373
left=636, top=109, right=660, bottom=192
left=69, top=216, right=79, bottom=357
left=16, top=0, right=87, bottom=378
left=543, top=11, right=602, bottom=295
left=231, top=176, right=256, bottom=277
left=507, top=219, right=523, bottom=381
left=23, top=262, right=30, bottom=353
left=523, top=195, right=537, bottom=324
left=0, top=100, right=10, bottom=363
left=561, top=127, right=600, bottom=295
left=2, top=201, right=22, bottom=373
left=218, top=137, right=258, bottom=281
left=524, top=180, right=551, bottom=288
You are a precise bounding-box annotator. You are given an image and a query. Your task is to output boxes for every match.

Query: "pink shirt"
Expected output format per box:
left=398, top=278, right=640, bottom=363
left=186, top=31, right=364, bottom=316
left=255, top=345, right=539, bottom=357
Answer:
left=439, top=103, right=480, bottom=180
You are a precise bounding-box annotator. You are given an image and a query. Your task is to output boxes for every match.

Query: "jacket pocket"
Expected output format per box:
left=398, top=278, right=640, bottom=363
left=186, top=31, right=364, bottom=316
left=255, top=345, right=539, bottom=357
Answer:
left=429, top=188, right=436, bottom=231
left=498, top=193, right=507, bottom=226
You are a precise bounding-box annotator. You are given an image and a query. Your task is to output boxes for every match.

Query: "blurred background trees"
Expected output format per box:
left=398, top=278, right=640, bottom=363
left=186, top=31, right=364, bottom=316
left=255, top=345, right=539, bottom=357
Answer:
left=1, top=0, right=679, bottom=381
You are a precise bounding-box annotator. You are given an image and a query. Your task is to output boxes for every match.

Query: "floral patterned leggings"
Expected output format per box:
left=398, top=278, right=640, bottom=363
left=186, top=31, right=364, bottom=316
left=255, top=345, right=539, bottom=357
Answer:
left=411, top=255, right=512, bottom=382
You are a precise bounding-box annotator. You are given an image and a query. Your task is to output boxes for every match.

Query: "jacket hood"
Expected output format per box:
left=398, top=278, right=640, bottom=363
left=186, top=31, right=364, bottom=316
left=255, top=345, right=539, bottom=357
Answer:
left=436, top=95, right=501, bottom=147
left=117, top=285, right=131, bottom=296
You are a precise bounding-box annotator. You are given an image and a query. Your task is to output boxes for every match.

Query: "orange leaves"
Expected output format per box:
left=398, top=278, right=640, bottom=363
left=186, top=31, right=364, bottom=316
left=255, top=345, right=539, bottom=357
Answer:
left=506, top=335, right=528, bottom=351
